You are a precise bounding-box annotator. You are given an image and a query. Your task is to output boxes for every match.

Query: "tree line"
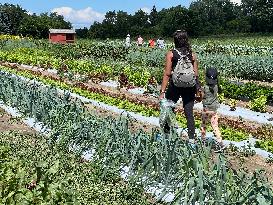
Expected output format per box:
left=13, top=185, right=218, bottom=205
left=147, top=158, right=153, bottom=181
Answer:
left=1, top=0, right=273, bottom=39
left=81, top=0, right=273, bottom=39
left=0, top=3, right=71, bottom=38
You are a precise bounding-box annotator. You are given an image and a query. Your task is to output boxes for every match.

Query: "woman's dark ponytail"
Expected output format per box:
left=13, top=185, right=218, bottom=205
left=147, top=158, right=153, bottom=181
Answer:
left=173, top=30, right=193, bottom=62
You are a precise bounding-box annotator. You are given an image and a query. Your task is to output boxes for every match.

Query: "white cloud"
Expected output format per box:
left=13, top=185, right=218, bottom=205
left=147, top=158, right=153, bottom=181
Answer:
left=141, top=7, right=151, bottom=14
left=230, top=0, right=241, bottom=4
left=52, top=7, right=105, bottom=28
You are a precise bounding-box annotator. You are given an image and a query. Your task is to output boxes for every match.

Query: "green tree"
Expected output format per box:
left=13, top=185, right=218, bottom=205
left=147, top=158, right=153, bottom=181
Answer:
left=102, top=11, right=117, bottom=38
left=76, top=27, right=89, bottom=39
left=157, top=6, right=190, bottom=37
left=130, top=9, right=149, bottom=36
left=189, top=0, right=237, bottom=35
left=242, top=0, right=273, bottom=32
left=19, top=12, right=71, bottom=38
left=0, top=3, right=27, bottom=35
left=115, top=11, right=131, bottom=38
left=149, top=6, right=159, bottom=27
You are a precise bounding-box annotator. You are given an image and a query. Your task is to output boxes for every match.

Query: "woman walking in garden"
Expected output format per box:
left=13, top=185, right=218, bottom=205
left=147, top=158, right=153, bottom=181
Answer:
left=159, top=30, right=201, bottom=139
left=200, top=67, right=224, bottom=151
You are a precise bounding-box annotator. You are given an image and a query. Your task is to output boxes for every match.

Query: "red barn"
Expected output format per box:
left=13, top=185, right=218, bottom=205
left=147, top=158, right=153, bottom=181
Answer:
left=49, top=29, right=76, bottom=44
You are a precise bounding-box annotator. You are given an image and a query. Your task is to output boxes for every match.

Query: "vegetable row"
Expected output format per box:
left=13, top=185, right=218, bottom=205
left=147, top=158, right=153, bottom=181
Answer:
left=1, top=38, right=273, bottom=82
left=1, top=65, right=272, bottom=153
left=0, top=47, right=272, bottom=107
left=0, top=70, right=272, bottom=204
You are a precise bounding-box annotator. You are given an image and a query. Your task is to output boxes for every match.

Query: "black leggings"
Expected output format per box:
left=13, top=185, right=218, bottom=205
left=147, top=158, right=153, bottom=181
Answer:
left=165, top=81, right=196, bottom=139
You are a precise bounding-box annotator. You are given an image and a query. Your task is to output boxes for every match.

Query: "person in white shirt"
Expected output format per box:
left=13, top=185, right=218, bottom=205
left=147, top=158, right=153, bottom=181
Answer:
left=125, top=34, right=131, bottom=48
left=157, top=37, right=165, bottom=48
left=137, top=35, right=144, bottom=47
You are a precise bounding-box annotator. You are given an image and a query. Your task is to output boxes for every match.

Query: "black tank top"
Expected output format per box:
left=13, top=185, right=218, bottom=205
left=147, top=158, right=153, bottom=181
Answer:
left=171, top=48, right=193, bottom=70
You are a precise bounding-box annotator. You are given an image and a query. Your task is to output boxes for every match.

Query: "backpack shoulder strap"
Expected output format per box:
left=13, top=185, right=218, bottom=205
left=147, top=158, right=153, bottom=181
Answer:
left=174, top=48, right=182, bottom=58
left=174, top=48, right=188, bottom=60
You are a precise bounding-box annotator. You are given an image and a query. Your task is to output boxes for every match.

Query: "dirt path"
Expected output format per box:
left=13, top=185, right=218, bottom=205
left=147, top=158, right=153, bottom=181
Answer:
left=0, top=108, right=35, bottom=134
left=225, top=151, right=273, bottom=186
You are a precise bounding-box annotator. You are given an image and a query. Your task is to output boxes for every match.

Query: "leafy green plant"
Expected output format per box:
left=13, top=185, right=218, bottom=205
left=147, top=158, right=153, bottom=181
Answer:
left=0, top=132, right=153, bottom=204
left=0, top=70, right=272, bottom=204
left=255, top=140, right=273, bottom=154
left=218, top=92, right=225, bottom=104
left=266, top=155, right=273, bottom=164
left=249, top=95, right=268, bottom=113
left=228, top=99, right=237, bottom=111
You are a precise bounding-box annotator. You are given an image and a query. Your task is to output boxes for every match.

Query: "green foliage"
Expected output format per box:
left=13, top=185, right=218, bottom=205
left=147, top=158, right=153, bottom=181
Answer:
left=221, top=127, right=249, bottom=142
left=0, top=133, right=77, bottom=204
left=220, top=79, right=273, bottom=104
left=218, top=93, right=225, bottom=104
left=124, top=66, right=151, bottom=87
left=228, top=99, right=237, bottom=111
left=0, top=3, right=71, bottom=38
left=0, top=65, right=253, bottom=145
left=0, top=3, right=27, bottom=35
left=0, top=70, right=272, bottom=204
left=199, top=54, right=273, bottom=81
left=249, top=95, right=268, bottom=113
left=0, top=132, right=152, bottom=204
left=255, top=140, right=273, bottom=154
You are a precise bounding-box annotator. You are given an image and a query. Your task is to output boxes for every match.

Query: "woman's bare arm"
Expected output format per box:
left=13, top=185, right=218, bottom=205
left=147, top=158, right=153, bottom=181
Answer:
left=192, top=53, right=201, bottom=90
left=159, top=51, right=173, bottom=99
left=192, top=53, right=199, bottom=77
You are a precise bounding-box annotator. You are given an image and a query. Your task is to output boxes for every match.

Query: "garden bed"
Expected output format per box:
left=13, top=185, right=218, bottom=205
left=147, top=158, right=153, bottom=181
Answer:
left=1, top=69, right=273, bottom=203
left=1, top=63, right=273, bottom=142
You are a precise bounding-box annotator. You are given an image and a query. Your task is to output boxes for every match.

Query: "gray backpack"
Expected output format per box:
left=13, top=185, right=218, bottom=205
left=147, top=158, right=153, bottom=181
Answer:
left=172, top=49, right=196, bottom=87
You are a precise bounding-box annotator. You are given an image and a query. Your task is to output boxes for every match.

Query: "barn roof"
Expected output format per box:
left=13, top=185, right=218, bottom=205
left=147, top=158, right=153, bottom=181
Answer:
left=49, top=29, right=76, bottom=34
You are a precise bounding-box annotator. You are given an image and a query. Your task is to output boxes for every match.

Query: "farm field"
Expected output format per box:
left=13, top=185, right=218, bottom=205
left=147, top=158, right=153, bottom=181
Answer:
left=0, top=102, right=160, bottom=204
left=1, top=34, right=273, bottom=203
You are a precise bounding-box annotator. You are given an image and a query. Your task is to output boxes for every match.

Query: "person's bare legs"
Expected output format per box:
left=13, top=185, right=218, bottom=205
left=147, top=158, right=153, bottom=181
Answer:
left=210, top=113, right=222, bottom=144
left=201, top=111, right=208, bottom=140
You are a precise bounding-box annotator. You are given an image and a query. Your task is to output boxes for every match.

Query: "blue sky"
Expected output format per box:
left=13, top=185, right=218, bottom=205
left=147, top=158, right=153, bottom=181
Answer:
left=0, top=0, right=193, bottom=28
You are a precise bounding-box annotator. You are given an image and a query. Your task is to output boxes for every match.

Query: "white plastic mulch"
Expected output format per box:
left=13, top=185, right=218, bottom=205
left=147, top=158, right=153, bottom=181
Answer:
left=194, top=103, right=273, bottom=126
left=100, top=80, right=119, bottom=88
left=100, top=80, right=273, bottom=125
left=127, top=87, right=146, bottom=95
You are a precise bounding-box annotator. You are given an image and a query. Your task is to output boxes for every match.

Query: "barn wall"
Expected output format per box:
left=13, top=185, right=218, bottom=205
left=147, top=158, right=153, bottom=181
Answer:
left=49, top=33, right=67, bottom=43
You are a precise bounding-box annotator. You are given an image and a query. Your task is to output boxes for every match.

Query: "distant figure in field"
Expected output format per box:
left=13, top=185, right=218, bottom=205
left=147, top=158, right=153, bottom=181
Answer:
left=157, top=37, right=165, bottom=49
left=137, top=35, right=144, bottom=47
left=125, top=34, right=131, bottom=48
left=148, top=38, right=155, bottom=48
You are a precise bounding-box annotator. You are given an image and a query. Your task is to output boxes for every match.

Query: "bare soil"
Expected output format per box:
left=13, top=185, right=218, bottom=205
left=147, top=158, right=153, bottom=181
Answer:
left=84, top=103, right=158, bottom=133
left=0, top=108, right=35, bottom=134
left=225, top=151, right=273, bottom=186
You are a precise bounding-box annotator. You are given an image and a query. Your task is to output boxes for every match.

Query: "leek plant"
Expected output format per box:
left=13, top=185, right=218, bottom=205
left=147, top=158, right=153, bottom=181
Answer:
left=0, top=71, right=272, bottom=204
